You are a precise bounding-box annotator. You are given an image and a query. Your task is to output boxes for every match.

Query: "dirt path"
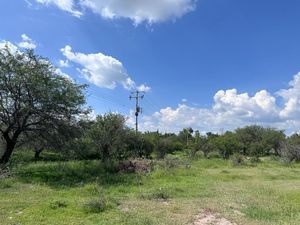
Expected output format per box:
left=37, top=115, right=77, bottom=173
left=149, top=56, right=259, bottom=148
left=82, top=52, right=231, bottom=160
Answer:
left=192, top=209, right=237, bottom=225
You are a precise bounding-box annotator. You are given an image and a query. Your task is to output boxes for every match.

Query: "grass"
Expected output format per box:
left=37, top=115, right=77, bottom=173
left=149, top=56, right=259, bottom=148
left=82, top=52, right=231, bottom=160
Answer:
left=0, top=152, right=300, bottom=224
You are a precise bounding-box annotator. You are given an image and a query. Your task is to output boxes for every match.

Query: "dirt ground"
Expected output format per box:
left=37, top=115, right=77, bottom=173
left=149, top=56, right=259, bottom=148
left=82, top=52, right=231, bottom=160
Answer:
left=192, top=209, right=237, bottom=225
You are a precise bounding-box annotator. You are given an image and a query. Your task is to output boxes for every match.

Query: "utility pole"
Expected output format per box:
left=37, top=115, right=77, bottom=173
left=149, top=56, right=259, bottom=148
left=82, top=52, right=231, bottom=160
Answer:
left=130, top=90, right=144, bottom=134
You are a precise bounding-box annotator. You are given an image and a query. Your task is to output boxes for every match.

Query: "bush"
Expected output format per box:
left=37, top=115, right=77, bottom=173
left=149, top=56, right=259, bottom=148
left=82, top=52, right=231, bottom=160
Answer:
left=207, top=151, right=221, bottom=159
left=118, top=159, right=152, bottom=174
left=249, top=156, right=261, bottom=164
left=192, top=150, right=204, bottom=160
left=231, top=153, right=245, bottom=166
left=0, top=165, right=11, bottom=178
left=84, top=194, right=116, bottom=213
left=162, top=154, right=190, bottom=169
left=280, top=143, right=300, bottom=162
left=155, top=138, right=184, bottom=159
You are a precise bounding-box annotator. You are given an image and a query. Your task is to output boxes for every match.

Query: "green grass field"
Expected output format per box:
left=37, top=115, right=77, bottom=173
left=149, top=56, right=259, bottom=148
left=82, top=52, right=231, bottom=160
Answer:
left=1, top=154, right=300, bottom=225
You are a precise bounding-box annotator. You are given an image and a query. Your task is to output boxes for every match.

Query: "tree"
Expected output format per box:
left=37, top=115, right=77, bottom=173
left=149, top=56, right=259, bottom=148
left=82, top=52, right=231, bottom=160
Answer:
left=178, top=127, right=194, bottom=148
left=189, top=130, right=206, bottom=157
left=235, top=125, right=265, bottom=155
left=126, top=132, right=154, bottom=159
left=88, top=113, right=131, bottom=163
left=287, top=133, right=300, bottom=145
left=214, top=132, right=241, bottom=159
left=0, top=46, right=87, bottom=164
left=261, top=128, right=285, bottom=156
left=21, top=120, right=82, bottom=159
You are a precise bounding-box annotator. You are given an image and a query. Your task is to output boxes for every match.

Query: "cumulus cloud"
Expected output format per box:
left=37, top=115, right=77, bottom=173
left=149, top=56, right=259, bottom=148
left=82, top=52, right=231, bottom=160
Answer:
left=80, top=0, right=196, bottom=24
left=35, top=0, right=82, bottom=17
left=1, top=34, right=37, bottom=52
left=137, top=84, right=151, bottom=92
left=277, top=72, right=300, bottom=119
left=61, top=45, right=150, bottom=90
left=33, top=0, right=196, bottom=24
left=138, top=73, right=300, bottom=134
left=18, top=34, right=37, bottom=49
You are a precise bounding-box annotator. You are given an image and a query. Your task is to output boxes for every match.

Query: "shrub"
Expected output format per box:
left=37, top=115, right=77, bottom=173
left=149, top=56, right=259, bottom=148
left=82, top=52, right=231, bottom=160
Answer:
left=280, top=143, right=300, bottom=162
left=207, top=151, right=221, bottom=159
left=0, top=165, right=11, bottom=178
left=118, top=159, right=152, bottom=174
left=0, top=179, right=13, bottom=189
left=162, top=154, right=190, bottom=169
left=250, top=156, right=261, bottom=164
left=155, top=138, right=183, bottom=159
left=84, top=194, right=116, bottom=213
left=231, top=153, right=245, bottom=166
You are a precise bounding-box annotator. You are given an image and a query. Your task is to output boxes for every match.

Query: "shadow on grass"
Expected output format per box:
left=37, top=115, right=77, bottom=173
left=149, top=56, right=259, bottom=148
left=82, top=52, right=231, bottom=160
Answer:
left=15, top=160, right=139, bottom=188
left=10, top=149, right=67, bottom=165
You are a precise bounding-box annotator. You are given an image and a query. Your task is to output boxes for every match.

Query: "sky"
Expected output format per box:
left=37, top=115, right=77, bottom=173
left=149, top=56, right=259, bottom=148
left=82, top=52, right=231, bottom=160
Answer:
left=1, top=0, right=300, bottom=134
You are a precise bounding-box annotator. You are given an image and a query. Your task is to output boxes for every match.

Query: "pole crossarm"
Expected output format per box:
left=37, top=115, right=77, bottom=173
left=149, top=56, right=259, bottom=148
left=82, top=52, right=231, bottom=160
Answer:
left=129, top=90, right=145, bottom=134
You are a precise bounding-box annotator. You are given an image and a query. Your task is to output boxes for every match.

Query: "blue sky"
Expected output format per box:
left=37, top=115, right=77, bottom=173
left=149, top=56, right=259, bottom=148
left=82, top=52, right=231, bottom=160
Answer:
left=1, top=0, right=300, bottom=133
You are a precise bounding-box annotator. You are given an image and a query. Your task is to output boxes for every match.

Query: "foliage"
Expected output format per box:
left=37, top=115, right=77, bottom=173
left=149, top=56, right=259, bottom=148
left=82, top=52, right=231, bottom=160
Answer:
left=155, top=137, right=183, bottom=159
left=231, top=153, right=245, bottom=166
left=118, top=159, right=152, bottom=174
left=0, top=46, right=87, bottom=164
left=84, top=194, right=117, bottom=213
left=213, top=131, right=241, bottom=159
left=235, top=126, right=285, bottom=156
left=87, top=113, right=131, bottom=163
left=280, top=142, right=300, bottom=162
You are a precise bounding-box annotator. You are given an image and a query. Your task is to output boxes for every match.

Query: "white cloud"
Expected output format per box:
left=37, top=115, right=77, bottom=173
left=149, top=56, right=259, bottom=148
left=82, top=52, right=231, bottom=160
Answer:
left=137, top=84, right=151, bottom=92
left=138, top=73, right=300, bottom=134
left=61, top=45, right=150, bottom=90
left=1, top=35, right=37, bottom=52
left=35, top=0, right=83, bottom=17
left=80, top=0, right=196, bottom=24
left=33, top=0, right=196, bottom=24
left=18, top=34, right=37, bottom=49
left=55, top=68, right=73, bottom=81
left=277, top=72, right=300, bottom=119
left=59, top=59, right=70, bottom=67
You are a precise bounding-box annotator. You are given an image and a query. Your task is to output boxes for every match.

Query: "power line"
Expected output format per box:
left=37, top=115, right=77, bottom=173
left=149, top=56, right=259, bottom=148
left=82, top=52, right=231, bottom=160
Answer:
left=87, top=89, right=130, bottom=111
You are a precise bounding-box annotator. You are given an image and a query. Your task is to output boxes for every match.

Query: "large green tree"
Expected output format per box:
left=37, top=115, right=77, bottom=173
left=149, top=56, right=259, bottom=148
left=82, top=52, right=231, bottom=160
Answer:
left=88, top=113, right=131, bottom=163
left=0, top=46, right=87, bottom=164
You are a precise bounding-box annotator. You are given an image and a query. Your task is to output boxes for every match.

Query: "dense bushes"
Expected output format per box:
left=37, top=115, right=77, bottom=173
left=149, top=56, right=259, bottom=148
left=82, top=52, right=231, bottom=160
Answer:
left=280, top=142, right=300, bottom=162
left=6, top=116, right=300, bottom=164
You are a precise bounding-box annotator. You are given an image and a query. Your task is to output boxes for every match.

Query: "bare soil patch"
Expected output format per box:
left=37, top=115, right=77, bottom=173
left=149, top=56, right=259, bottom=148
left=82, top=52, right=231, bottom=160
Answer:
left=192, top=209, right=237, bottom=225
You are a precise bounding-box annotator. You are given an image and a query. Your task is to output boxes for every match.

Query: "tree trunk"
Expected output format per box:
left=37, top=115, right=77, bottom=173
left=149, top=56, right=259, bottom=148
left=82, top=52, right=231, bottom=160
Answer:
left=102, top=145, right=110, bottom=163
left=0, top=141, right=15, bottom=164
left=34, top=147, right=44, bottom=160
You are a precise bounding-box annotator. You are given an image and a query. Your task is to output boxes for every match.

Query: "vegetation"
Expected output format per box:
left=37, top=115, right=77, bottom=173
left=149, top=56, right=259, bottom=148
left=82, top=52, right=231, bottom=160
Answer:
left=1, top=46, right=300, bottom=225
left=0, top=46, right=87, bottom=164
left=0, top=153, right=300, bottom=225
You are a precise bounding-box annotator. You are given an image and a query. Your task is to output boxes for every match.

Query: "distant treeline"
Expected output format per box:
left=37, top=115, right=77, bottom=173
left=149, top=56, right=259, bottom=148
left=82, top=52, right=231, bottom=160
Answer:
left=7, top=115, right=300, bottom=164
